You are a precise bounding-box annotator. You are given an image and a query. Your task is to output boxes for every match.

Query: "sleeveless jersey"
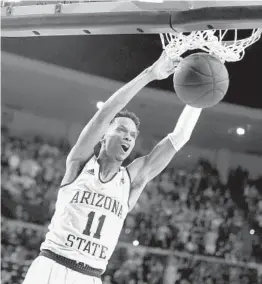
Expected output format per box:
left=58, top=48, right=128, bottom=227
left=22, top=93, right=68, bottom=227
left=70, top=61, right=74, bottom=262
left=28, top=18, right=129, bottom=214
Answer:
left=41, top=155, right=131, bottom=272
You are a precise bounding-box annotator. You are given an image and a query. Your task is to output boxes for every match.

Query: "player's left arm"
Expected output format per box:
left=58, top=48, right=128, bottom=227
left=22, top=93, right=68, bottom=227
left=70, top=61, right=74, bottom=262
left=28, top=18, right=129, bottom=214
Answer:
left=127, top=105, right=202, bottom=211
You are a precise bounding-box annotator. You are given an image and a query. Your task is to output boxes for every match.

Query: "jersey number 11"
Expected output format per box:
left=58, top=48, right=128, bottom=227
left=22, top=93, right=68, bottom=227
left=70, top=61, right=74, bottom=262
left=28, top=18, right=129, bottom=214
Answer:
left=83, top=211, right=106, bottom=239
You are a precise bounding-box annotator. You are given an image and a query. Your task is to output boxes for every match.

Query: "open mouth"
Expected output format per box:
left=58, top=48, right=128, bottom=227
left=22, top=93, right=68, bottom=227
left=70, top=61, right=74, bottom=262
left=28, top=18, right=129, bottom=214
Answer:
left=121, top=144, right=129, bottom=153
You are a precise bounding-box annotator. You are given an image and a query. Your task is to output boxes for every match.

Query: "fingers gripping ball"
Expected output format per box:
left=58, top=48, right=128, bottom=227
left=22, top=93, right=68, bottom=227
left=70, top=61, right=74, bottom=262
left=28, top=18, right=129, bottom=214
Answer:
left=173, top=53, right=229, bottom=108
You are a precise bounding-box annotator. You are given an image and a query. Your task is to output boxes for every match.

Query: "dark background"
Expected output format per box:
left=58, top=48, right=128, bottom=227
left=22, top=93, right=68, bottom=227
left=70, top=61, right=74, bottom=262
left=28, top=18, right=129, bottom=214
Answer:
left=2, top=33, right=262, bottom=109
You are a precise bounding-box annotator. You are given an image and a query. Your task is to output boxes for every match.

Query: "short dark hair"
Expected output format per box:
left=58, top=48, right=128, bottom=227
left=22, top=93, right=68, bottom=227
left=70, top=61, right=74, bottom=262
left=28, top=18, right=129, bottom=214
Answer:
left=111, top=109, right=140, bottom=130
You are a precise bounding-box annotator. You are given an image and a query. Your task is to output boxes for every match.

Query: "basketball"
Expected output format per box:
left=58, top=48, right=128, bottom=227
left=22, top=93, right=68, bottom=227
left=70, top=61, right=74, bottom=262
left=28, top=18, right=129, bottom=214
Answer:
left=173, top=53, right=229, bottom=108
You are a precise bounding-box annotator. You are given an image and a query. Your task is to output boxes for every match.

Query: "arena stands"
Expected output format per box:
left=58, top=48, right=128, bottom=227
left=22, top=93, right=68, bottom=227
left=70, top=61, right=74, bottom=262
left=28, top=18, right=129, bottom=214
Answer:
left=1, top=127, right=262, bottom=284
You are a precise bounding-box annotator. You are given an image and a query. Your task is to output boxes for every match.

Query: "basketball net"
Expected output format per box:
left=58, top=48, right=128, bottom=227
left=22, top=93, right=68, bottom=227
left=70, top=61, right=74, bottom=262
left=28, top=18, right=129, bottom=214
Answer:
left=160, top=29, right=261, bottom=63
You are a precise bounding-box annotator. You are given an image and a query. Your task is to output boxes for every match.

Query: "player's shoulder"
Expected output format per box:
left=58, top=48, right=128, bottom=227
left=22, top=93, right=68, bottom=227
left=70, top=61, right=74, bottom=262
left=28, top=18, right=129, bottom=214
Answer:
left=61, top=155, right=96, bottom=188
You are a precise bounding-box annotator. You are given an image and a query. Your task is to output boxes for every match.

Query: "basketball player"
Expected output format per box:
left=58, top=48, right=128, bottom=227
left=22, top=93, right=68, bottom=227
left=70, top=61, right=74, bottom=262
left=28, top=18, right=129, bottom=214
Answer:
left=22, top=51, right=202, bottom=284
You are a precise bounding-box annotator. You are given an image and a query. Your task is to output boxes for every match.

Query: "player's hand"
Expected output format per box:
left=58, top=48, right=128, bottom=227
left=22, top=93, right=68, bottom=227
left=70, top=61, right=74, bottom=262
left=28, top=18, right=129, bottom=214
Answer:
left=148, top=51, right=181, bottom=80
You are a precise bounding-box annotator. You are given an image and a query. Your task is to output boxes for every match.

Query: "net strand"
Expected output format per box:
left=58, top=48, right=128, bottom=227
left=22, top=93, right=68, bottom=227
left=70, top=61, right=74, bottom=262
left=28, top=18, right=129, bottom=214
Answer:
left=160, top=29, right=261, bottom=63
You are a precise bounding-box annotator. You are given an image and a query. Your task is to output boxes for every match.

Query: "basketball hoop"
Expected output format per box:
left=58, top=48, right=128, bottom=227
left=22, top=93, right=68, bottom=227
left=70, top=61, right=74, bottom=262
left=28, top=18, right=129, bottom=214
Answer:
left=160, top=29, right=261, bottom=62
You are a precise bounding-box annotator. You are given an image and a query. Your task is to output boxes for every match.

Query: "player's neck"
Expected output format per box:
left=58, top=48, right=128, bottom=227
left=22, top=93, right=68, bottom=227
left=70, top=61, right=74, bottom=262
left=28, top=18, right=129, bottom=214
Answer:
left=97, top=153, right=122, bottom=182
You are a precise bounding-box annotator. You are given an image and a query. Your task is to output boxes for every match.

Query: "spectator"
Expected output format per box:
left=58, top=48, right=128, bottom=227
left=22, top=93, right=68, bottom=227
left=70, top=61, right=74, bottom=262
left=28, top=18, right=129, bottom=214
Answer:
left=1, top=130, right=261, bottom=284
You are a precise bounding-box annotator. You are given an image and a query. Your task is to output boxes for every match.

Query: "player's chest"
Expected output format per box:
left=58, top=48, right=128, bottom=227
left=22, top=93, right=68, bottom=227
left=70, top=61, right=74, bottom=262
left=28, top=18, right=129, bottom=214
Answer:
left=76, top=170, right=126, bottom=199
left=59, top=178, right=128, bottom=219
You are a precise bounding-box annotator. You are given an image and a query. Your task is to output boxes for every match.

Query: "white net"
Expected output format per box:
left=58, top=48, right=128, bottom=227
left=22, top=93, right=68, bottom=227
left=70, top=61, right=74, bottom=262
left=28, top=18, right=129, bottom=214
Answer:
left=160, top=29, right=261, bottom=63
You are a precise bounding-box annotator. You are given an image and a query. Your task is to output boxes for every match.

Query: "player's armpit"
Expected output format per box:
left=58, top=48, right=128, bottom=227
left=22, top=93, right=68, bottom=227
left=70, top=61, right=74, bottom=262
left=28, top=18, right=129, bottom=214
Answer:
left=128, top=136, right=177, bottom=183
left=127, top=137, right=177, bottom=211
left=127, top=178, right=148, bottom=212
left=61, top=159, right=85, bottom=188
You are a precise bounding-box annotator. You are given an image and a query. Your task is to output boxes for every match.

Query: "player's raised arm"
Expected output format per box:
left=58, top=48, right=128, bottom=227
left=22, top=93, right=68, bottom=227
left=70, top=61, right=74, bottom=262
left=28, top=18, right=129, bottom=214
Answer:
left=127, top=105, right=202, bottom=211
left=66, top=51, right=179, bottom=164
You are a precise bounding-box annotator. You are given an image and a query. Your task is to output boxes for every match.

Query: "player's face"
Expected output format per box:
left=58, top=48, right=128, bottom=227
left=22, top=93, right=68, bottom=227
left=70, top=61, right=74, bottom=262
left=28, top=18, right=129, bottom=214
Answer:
left=103, top=117, right=138, bottom=161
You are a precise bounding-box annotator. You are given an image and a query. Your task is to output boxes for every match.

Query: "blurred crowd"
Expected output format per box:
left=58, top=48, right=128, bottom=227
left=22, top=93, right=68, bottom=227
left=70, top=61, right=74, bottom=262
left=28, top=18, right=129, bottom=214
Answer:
left=123, top=164, right=262, bottom=263
left=1, top=127, right=68, bottom=224
left=1, top=127, right=262, bottom=284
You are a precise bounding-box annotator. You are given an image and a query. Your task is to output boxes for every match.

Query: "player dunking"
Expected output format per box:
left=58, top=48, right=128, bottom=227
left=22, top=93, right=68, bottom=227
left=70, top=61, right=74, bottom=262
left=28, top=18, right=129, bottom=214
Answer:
left=23, top=51, right=202, bottom=284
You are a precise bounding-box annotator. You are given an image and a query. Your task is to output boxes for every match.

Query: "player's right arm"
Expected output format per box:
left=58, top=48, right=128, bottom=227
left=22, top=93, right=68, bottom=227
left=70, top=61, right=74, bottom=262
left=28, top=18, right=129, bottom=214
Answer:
left=66, top=68, right=153, bottom=166
left=62, top=52, right=179, bottom=186
left=65, top=52, right=179, bottom=167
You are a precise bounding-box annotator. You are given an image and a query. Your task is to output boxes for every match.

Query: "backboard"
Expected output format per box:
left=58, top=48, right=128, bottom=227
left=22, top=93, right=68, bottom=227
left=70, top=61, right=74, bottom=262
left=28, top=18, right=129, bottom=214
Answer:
left=1, top=1, right=262, bottom=37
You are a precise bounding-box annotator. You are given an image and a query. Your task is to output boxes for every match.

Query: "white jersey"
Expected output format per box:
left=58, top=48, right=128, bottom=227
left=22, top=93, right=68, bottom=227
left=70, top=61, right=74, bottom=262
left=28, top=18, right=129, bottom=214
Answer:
left=41, top=155, right=131, bottom=272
